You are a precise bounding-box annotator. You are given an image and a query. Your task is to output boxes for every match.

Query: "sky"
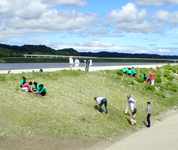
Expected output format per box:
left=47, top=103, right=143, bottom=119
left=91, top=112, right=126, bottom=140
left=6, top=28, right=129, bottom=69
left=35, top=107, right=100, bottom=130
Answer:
left=0, top=0, right=178, bottom=55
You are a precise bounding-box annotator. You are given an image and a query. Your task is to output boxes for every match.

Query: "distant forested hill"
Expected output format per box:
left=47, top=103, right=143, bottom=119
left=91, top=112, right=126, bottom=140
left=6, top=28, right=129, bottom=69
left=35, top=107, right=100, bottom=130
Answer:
left=0, top=44, right=80, bottom=57
left=0, top=43, right=178, bottom=59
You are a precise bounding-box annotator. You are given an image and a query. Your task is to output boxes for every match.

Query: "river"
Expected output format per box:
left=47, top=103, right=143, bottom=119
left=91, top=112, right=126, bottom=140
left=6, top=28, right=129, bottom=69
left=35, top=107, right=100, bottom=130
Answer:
left=0, top=62, right=169, bottom=70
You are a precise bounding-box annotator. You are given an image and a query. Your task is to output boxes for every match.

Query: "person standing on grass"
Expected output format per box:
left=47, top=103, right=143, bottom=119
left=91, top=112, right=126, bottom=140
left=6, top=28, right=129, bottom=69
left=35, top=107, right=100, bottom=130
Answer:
left=85, top=58, right=90, bottom=71
left=146, top=102, right=151, bottom=128
left=69, top=56, right=74, bottom=70
left=20, top=77, right=26, bottom=88
left=94, top=97, right=108, bottom=114
left=129, top=100, right=136, bottom=125
left=132, top=67, right=136, bottom=77
left=124, top=94, right=136, bottom=115
left=149, top=71, right=156, bottom=85
left=123, top=67, right=128, bottom=74
left=22, top=81, right=32, bottom=92
left=75, top=58, right=80, bottom=69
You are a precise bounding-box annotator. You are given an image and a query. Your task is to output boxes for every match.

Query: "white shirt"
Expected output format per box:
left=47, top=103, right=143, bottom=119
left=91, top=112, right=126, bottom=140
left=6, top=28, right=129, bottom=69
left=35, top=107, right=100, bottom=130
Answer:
left=129, top=103, right=135, bottom=111
left=69, top=57, right=73, bottom=64
left=75, top=59, right=80, bottom=64
left=96, top=97, right=104, bottom=104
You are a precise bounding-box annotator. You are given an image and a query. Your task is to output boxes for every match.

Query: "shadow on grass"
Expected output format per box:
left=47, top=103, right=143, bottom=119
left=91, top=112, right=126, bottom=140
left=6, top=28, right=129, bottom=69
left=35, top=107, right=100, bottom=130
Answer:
left=126, top=117, right=131, bottom=124
left=142, top=121, right=147, bottom=127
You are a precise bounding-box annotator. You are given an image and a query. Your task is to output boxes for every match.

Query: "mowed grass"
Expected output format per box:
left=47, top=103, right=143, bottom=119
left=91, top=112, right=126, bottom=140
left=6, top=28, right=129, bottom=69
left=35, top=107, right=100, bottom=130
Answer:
left=0, top=65, right=178, bottom=139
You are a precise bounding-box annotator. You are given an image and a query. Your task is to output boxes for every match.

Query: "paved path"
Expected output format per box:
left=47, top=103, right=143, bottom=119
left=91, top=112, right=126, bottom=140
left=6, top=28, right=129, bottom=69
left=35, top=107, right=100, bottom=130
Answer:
left=103, top=110, right=178, bottom=150
left=1, top=63, right=178, bottom=74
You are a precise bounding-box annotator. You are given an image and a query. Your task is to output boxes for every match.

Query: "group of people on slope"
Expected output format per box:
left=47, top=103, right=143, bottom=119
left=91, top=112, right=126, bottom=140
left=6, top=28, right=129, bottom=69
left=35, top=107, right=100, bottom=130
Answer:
left=20, top=77, right=47, bottom=97
left=69, top=56, right=90, bottom=71
left=123, top=94, right=151, bottom=127
left=94, top=95, right=151, bottom=128
left=142, top=71, right=156, bottom=85
left=123, top=67, right=137, bottom=77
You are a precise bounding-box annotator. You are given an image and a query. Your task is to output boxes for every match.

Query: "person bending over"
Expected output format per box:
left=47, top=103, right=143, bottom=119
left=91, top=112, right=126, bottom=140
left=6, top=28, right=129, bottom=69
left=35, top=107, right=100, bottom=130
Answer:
left=127, top=68, right=132, bottom=76
left=132, top=67, right=136, bottom=77
left=142, top=74, right=147, bottom=81
left=94, top=97, right=108, bottom=114
left=34, top=84, right=47, bottom=96
left=123, top=68, right=128, bottom=74
left=22, top=81, right=32, bottom=92
left=33, top=82, right=40, bottom=92
left=124, top=94, right=136, bottom=115
left=20, top=77, right=26, bottom=88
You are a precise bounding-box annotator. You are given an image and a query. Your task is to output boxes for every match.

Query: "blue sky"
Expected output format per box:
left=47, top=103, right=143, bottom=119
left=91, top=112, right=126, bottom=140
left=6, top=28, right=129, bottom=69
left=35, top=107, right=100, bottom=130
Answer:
left=0, top=0, right=178, bottom=55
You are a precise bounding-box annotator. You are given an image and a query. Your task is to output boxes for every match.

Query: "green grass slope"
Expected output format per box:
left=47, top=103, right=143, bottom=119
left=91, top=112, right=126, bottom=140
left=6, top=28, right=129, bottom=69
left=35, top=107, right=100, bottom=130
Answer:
left=0, top=65, right=178, bottom=140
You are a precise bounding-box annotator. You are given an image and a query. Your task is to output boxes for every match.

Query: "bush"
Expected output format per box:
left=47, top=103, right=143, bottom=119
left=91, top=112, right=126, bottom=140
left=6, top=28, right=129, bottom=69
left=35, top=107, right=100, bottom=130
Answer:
left=165, top=64, right=176, bottom=73
left=144, top=84, right=155, bottom=91
left=155, top=77, right=162, bottom=83
left=134, top=77, right=144, bottom=83
left=170, top=85, right=177, bottom=92
left=156, top=92, right=166, bottom=98
left=164, top=72, right=170, bottom=77
left=116, top=70, right=123, bottom=76
left=130, top=80, right=134, bottom=85
left=167, top=75, right=174, bottom=81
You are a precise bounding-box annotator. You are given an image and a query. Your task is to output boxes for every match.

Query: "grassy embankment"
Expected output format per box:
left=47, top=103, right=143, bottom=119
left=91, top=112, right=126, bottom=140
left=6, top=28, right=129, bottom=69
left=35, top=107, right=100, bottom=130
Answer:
left=0, top=57, right=174, bottom=63
left=0, top=64, right=178, bottom=140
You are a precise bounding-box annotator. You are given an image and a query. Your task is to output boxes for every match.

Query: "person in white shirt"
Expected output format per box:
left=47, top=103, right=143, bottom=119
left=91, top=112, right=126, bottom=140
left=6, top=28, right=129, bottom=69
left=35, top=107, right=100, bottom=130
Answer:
left=94, top=97, right=108, bottom=114
left=129, top=100, right=136, bottom=125
left=75, top=58, right=80, bottom=69
left=69, top=56, right=73, bottom=70
left=124, top=94, right=136, bottom=115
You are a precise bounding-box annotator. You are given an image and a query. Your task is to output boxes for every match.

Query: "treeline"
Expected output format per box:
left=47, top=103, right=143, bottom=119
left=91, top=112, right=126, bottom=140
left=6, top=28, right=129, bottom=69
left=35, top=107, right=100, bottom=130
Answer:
left=0, top=43, right=178, bottom=59
left=80, top=51, right=178, bottom=59
left=0, top=44, right=79, bottom=57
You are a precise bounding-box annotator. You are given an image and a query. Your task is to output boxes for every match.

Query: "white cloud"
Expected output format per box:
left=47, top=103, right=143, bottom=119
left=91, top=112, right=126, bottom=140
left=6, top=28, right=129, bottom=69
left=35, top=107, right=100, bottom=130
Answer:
left=75, top=40, right=114, bottom=47
left=136, top=0, right=178, bottom=6
left=158, top=49, right=171, bottom=52
left=103, top=3, right=159, bottom=33
left=42, top=0, right=87, bottom=7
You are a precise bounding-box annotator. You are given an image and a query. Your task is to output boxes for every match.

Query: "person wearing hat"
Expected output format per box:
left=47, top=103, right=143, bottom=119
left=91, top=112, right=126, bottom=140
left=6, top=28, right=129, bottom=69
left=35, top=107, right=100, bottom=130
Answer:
left=94, top=97, right=108, bottom=114
left=85, top=58, right=90, bottom=71
left=69, top=56, right=74, bottom=70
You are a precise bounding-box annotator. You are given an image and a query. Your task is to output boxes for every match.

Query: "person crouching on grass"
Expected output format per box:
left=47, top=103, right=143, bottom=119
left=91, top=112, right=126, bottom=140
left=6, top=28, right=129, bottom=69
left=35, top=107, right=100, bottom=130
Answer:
left=20, top=77, right=26, bottom=88
left=33, top=82, right=40, bottom=92
left=94, top=97, right=108, bottom=114
left=34, top=84, right=47, bottom=97
left=22, top=81, right=32, bottom=92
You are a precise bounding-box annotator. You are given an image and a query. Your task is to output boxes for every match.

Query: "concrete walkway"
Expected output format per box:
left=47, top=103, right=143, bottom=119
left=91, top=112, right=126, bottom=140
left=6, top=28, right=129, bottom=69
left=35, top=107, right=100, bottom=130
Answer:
left=1, top=63, right=178, bottom=74
left=102, top=110, right=178, bottom=150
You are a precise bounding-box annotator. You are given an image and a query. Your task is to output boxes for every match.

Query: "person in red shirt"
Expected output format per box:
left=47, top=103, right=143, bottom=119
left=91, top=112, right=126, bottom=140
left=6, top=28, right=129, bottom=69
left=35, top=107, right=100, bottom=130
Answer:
left=149, top=71, right=156, bottom=85
left=22, top=81, right=32, bottom=92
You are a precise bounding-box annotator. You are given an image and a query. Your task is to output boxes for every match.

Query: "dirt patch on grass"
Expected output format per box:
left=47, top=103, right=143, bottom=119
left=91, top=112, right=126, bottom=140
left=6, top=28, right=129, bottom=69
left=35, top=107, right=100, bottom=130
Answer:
left=80, top=117, right=92, bottom=124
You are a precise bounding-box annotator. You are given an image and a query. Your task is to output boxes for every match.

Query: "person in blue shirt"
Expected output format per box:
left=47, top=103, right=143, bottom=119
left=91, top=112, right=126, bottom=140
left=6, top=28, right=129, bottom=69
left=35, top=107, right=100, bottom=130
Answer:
left=132, top=67, right=136, bottom=77
left=142, top=74, right=147, bottom=81
left=127, top=68, right=132, bottom=76
left=33, top=82, right=40, bottom=92
left=85, top=58, right=90, bottom=71
left=123, top=68, right=128, bottom=74
left=20, top=77, right=26, bottom=88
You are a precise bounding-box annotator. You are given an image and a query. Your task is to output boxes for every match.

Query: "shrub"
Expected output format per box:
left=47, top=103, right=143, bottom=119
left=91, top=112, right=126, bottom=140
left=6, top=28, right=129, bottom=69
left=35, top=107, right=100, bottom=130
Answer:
left=116, top=70, right=123, bottom=76
left=165, top=64, right=176, bottom=73
left=155, top=77, right=162, bottom=83
left=170, top=85, right=177, bottom=92
left=164, top=72, right=170, bottom=77
left=167, top=75, right=174, bottom=81
left=144, top=84, right=155, bottom=91
left=131, top=80, right=134, bottom=85
left=134, top=77, right=144, bottom=83
left=156, top=92, right=166, bottom=98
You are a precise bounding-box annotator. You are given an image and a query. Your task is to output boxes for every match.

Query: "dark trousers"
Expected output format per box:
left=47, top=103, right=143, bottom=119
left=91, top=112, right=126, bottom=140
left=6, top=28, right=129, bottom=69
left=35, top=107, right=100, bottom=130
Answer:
left=133, top=74, right=136, bottom=77
left=147, top=114, right=151, bottom=127
left=41, top=91, right=46, bottom=96
left=99, top=99, right=108, bottom=113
